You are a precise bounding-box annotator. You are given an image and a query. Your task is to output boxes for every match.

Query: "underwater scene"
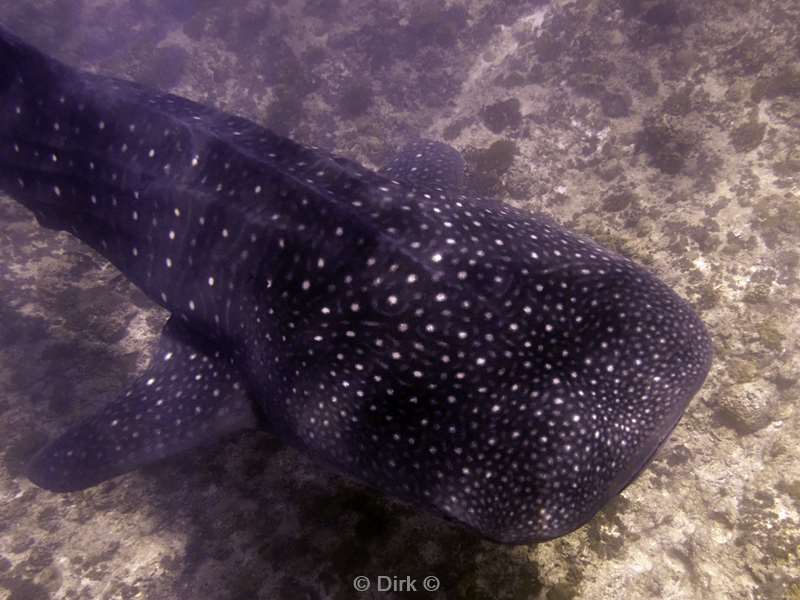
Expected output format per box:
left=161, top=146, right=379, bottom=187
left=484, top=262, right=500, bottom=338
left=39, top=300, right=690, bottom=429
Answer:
left=0, top=1, right=798, bottom=599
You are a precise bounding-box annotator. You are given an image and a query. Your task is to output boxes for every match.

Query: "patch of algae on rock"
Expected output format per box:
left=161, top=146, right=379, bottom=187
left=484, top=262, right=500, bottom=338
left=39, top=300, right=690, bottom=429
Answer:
left=465, top=139, right=518, bottom=196
left=729, top=120, right=767, bottom=153
left=636, top=114, right=698, bottom=175
left=717, top=380, right=780, bottom=433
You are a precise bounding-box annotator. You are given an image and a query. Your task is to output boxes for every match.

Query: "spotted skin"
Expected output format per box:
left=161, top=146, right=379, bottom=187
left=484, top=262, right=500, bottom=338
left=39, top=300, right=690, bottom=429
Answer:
left=25, top=316, right=255, bottom=491
left=379, top=139, right=467, bottom=191
left=0, top=27, right=711, bottom=543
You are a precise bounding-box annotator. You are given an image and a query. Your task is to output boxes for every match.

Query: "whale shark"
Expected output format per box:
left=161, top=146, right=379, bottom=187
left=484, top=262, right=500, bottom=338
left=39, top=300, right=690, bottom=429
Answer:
left=0, top=26, right=711, bottom=544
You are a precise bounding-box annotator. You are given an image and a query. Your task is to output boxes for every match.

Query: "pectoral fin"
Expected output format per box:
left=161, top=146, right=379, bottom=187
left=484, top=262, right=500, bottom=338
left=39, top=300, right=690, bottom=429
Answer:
left=27, top=317, right=258, bottom=492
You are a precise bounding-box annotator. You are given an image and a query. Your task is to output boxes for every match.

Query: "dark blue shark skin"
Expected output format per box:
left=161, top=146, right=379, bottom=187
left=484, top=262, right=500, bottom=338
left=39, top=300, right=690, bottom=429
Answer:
left=0, top=26, right=711, bottom=544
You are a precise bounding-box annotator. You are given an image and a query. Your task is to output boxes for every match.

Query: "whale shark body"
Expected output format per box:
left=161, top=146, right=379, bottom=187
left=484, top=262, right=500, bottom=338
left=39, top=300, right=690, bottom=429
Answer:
left=0, top=26, right=711, bottom=544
